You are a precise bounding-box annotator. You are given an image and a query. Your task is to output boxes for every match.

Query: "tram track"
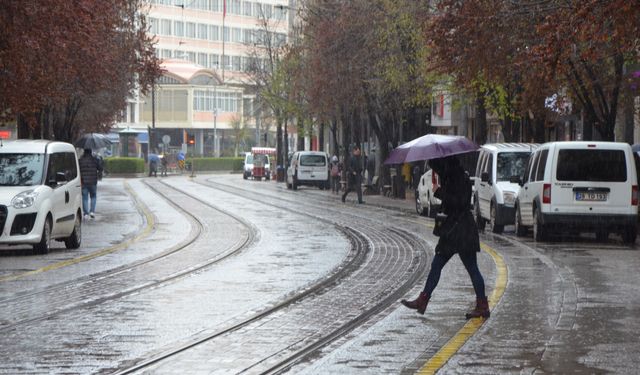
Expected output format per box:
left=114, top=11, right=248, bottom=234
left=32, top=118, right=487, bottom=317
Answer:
left=111, top=178, right=430, bottom=374
left=0, top=179, right=256, bottom=333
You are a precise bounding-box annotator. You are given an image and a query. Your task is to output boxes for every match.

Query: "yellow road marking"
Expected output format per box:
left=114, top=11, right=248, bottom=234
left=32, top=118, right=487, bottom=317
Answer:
left=0, top=181, right=155, bottom=282
left=417, top=242, right=507, bottom=374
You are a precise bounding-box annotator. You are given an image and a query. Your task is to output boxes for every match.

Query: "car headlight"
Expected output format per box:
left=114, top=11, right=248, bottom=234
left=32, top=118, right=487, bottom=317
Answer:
left=503, top=191, right=516, bottom=206
left=12, top=190, right=39, bottom=209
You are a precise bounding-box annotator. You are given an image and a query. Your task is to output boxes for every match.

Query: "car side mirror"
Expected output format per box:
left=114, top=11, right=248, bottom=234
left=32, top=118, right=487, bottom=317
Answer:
left=481, top=172, right=489, bottom=183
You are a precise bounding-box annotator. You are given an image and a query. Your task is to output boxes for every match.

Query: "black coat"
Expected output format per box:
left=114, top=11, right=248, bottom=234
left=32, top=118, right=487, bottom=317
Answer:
left=432, top=161, right=480, bottom=255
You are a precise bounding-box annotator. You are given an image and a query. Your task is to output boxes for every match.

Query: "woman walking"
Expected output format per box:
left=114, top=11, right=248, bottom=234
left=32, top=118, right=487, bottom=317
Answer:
left=401, top=155, right=490, bottom=319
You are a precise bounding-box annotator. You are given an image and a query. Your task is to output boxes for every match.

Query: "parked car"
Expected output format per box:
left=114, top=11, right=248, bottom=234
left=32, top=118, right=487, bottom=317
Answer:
left=474, top=143, right=539, bottom=233
left=0, top=140, right=82, bottom=254
left=513, top=141, right=638, bottom=243
left=286, top=151, right=330, bottom=190
left=416, top=166, right=440, bottom=217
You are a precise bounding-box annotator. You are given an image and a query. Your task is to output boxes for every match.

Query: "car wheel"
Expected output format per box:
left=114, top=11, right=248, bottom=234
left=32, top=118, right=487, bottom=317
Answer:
left=533, top=208, right=547, bottom=242
left=622, top=225, right=637, bottom=244
left=243, top=172, right=248, bottom=180
left=415, top=194, right=424, bottom=216
left=34, top=216, right=52, bottom=254
left=490, top=203, right=504, bottom=234
left=64, top=212, right=82, bottom=249
left=475, top=197, right=485, bottom=231
left=515, top=204, right=527, bottom=237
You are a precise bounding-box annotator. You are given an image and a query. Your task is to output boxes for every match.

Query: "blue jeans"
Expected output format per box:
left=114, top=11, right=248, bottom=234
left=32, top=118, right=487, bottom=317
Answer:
left=82, top=185, right=97, bottom=215
left=423, top=251, right=486, bottom=298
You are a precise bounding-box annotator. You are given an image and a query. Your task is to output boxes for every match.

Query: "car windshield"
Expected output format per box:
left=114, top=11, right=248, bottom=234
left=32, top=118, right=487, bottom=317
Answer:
left=300, top=155, right=326, bottom=166
left=0, top=153, right=45, bottom=186
left=253, top=154, right=268, bottom=164
left=245, top=154, right=253, bottom=164
left=497, top=152, right=529, bottom=181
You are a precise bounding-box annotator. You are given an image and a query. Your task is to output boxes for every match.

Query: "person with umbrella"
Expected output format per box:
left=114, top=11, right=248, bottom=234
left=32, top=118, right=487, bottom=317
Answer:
left=401, top=155, right=490, bottom=319
left=148, top=151, right=160, bottom=177
left=78, top=148, right=103, bottom=220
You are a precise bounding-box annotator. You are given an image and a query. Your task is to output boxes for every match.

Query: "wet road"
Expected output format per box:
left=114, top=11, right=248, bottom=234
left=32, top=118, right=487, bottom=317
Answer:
left=0, top=174, right=639, bottom=374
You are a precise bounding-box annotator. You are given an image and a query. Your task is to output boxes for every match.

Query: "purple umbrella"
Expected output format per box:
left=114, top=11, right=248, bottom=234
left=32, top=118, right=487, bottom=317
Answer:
left=384, top=134, right=478, bottom=165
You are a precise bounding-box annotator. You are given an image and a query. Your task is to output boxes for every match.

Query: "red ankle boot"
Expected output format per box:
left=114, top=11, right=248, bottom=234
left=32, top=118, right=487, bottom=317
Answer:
left=465, top=296, right=490, bottom=319
left=401, top=292, right=430, bottom=314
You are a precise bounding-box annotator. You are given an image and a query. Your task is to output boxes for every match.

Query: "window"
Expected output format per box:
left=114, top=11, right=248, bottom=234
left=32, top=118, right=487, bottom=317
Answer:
left=243, top=1, right=253, bottom=16
left=223, top=26, right=230, bottom=42
left=209, top=25, right=219, bottom=41
left=496, top=152, right=530, bottom=181
left=149, top=17, right=159, bottom=35
left=556, top=149, right=626, bottom=182
left=229, top=0, right=241, bottom=14
left=223, top=55, right=230, bottom=70
left=186, top=51, right=196, bottom=63
left=186, top=22, right=196, bottom=38
left=274, top=5, right=286, bottom=20
left=231, top=56, right=241, bottom=71
left=63, top=152, right=78, bottom=180
left=535, top=149, right=548, bottom=181
left=161, top=19, right=172, bottom=35
left=0, top=153, right=45, bottom=186
left=526, top=152, right=539, bottom=183
left=263, top=4, right=272, bottom=18
left=198, top=24, right=208, bottom=39
left=209, top=54, right=220, bottom=68
left=243, top=29, right=254, bottom=44
left=486, top=154, right=493, bottom=180
left=161, top=49, right=173, bottom=58
left=300, top=154, right=327, bottom=167
left=129, top=102, right=136, bottom=123
left=197, top=53, right=208, bottom=67
left=231, top=28, right=242, bottom=43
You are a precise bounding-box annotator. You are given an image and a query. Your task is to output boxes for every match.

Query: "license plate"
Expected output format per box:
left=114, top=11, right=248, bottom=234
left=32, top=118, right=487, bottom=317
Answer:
left=575, top=192, right=607, bottom=201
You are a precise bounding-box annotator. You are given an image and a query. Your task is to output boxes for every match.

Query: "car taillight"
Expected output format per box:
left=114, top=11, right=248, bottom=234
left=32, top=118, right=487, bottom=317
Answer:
left=542, top=183, right=551, bottom=204
left=633, top=185, right=638, bottom=206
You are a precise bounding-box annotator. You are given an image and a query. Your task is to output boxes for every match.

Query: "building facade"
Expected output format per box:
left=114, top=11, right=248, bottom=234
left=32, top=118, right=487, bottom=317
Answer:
left=112, top=0, right=291, bottom=158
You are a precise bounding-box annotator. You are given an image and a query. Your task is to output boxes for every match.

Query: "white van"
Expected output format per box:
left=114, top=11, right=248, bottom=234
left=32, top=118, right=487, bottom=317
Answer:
left=286, top=151, right=329, bottom=190
left=474, top=143, right=538, bottom=233
left=0, top=140, right=82, bottom=253
left=514, top=141, right=638, bottom=243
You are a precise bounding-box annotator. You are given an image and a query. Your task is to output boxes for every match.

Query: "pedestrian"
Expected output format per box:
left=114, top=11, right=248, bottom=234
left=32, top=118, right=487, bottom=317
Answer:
left=78, top=148, right=103, bottom=220
left=330, top=155, right=341, bottom=194
left=341, top=145, right=364, bottom=204
left=401, top=155, right=490, bottom=319
left=366, top=150, right=376, bottom=186
left=160, top=154, right=168, bottom=176
left=412, top=163, right=421, bottom=190
left=148, top=151, right=160, bottom=177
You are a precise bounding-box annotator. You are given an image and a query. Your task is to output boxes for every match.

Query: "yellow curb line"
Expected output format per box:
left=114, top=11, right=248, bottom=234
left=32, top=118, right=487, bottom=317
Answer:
left=417, top=242, right=507, bottom=374
left=0, top=181, right=155, bottom=282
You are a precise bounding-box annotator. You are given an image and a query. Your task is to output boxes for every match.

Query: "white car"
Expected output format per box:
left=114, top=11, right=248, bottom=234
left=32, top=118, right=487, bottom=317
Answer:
left=474, top=143, right=538, bottom=233
left=514, top=141, right=638, bottom=243
left=415, top=168, right=440, bottom=217
left=0, top=140, right=82, bottom=254
left=286, top=151, right=330, bottom=190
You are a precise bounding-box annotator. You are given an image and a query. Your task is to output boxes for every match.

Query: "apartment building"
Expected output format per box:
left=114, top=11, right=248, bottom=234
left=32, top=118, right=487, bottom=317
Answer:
left=112, top=0, right=291, bottom=158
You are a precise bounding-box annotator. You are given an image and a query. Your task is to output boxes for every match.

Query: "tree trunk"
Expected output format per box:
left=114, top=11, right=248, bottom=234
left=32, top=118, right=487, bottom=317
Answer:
left=318, top=122, right=325, bottom=151
left=475, top=94, right=487, bottom=145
